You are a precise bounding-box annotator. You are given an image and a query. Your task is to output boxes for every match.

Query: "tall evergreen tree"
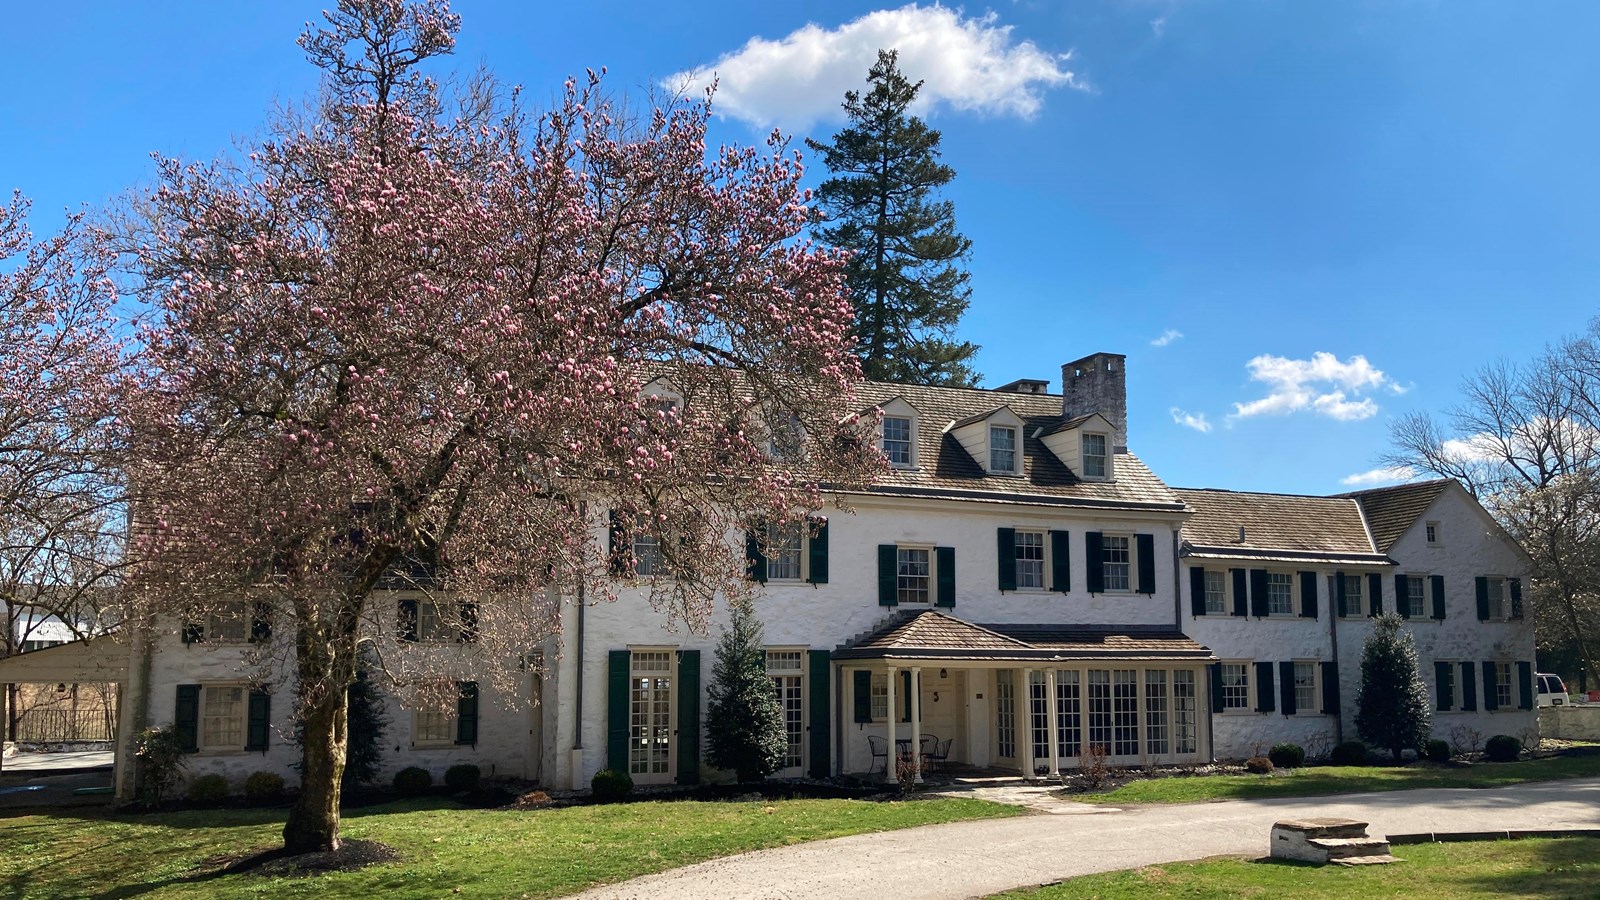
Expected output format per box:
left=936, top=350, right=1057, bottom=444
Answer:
left=705, top=605, right=787, bottom=782
left=1354, top=613, right=1432, bottom=762
left=807, top=49, right=979, bottom=387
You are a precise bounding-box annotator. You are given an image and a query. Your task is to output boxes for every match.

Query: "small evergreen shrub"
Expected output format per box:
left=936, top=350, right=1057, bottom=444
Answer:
left=1244, top=756, right=1275, bottom=774
left=1485, top=734, right=1522, bottom=762
left=243, top=771, right=286, bottom=802
left=1423, top=739, right=1452, bottom=763
left=393, top=766, right=433, bottom=796
left=185, top=774, right=231, bottom=805
left=132, top=726, right=188, bottom=805
left=705, top=606, right=787, bottom=782
left=1331, top=741, right=1368, bottom=766
left=444, top=763, right=481, bottom=792
left=1267, top=743, right=1306, bottom=769
left=591, top=768, right=634, bottom=802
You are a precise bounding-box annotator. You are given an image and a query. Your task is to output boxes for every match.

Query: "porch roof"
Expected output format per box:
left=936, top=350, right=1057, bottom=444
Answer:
left=0, top=634, right=129, bottom=684
left=833, top=610, right=1215, bottom=663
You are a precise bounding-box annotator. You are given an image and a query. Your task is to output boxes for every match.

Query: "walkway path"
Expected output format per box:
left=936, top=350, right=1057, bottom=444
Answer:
left=574, top=777, right=1600, bottom=899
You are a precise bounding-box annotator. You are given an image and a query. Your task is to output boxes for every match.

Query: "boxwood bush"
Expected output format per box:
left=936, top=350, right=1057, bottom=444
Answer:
left=1267, top=743, right=1306, bottom=769
left=185, top=774, right=231, bottom=805
left=444, top=763, right=481, bottom=792
left=1330, top=741, right=1368, bottom=766
left=1485, top=734, right=1522, bottom=762
left=393, top=766, right=433, bottom=796
left=1423, top=738, right=1452, bottom=763
left=243, top=771, right=286, bottom=802
left=591, top=768, right=634, bottom=802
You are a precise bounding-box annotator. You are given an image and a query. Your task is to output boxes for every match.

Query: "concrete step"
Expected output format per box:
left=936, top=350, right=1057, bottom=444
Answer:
left=1330, top=854, right=1400, bottom=867
left=1273, top=818, right=1371, bottom=840
left=1310, top=837, right=1394, bottom=859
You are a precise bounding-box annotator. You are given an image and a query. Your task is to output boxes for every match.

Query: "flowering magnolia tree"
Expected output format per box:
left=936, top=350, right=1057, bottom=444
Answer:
left=124, top=0, right=877, bottom=852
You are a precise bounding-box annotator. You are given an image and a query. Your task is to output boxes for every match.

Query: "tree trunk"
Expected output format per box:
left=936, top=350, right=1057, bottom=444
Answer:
left=283, top=679, right=350, bottom=853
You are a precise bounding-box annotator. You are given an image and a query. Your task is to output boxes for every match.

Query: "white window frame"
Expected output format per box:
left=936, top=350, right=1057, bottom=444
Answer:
left=1332, top=574, right=1365, bottom=618
left=1220, top=662, right=1251, bottom=713
left=1101, top=534, right=1132, bottom=593
left=416, top=598, right=462, bottom=644
left=765, top=649, right=807, bottom=773
left=1293, top=661, right=1318, bottom=715
left=989, top=424, right=1019, bottom=474
left=870, top=673, right=890, bottom=722
left=205, top=600, right=250, bottom=644
left=881, top=415, right=915, bottom=468
left=897, top=545, right=932, bottom=605
left=1404, top=575, right=1427, bottom=618
left=413, top=706, right=457, bottom=747
left=1426, top=521, right=1440, bottom=545
left=1203, top=570, right=1227, bottom=614
left=1014, top=529, right=1046, bottom=591
left=767, top=411, right=806, bottom=462
left=1082, top=432, right=1109, bottom=480
left=1495, top=661, right=1514, bottom=710
left=198, top=683, right=247, bottom=753
left=1266, top=572, right=1294, bottom=616
left=1485, top=576, right=1508, bottom=620
left=764, top=520, right=805, bottom=582
left=633, top=532, right=666, bottom=578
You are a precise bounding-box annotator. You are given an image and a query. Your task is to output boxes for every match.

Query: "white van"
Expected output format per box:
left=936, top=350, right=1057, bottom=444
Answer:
left=1537, top=673, right=1568, bottom=707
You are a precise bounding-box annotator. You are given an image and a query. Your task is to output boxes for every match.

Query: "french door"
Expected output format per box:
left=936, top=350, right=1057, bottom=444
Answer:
left=629, top=650, right=676, bottom=784
left=767, top=650, right=806, bottom=777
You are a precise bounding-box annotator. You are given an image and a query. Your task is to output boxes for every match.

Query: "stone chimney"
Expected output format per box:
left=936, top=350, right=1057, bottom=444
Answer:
left=1061, top=352, right=1128, bottom=453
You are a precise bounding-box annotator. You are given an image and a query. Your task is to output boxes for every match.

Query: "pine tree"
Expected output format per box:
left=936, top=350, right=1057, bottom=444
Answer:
left=1354, top=613, right=1432, bottom=762
left=342, top=647, right=390, bottom=790
left=807, top=49, right=980, bottom=387
left=706, top=605, right=788, bottom=782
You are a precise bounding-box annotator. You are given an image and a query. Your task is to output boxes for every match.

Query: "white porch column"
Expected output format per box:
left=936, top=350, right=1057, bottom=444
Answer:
left=910, top=667, right=923, bottom=784
left=1022, top=667, right=1037, bottom=778
left=1045, top=668, right=1061, bottom=778
left=884, top=664, right=897, bottom=782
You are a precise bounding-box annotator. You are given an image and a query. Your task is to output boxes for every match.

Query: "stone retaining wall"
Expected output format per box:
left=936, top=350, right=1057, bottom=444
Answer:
left=1539, top=705, right=1600, bottom=741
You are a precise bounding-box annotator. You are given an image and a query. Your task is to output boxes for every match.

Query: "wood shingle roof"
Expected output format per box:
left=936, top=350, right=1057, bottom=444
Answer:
left=1173, top=487, right=1391, bottom=566
left=834, top=610, right=1214, bottom=662
left=1337, top=479, right=1452, bottom=552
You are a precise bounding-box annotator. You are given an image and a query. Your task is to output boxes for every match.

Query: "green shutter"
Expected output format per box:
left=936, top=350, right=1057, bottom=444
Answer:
left=607, top=651, right=630, bottom=772
left=1476, top=576, right=1490, bottom=620
left=745, top=529, right=767, bottom=583
left=1321, top=661, right=1339, bottom=715
left=935, top=546, right=956, bottom=608
left=1430, top=575, right=1446, bottom=620
left=877, top=545, right=898, bottom=606
left=174, top=685, right=200, bottom=753
left=397, top=598, right=418, bottom=642
left=807, top=518, right=829, bottom=585
left=458, top=601, right=479, bottom=643
left=1368, top=573, right=1384, bottom=616
left=1299, top=572, right=1318, bottom=618
left=607, top=510, right=628, bottom=577
left=996, top=528, right=1017, bottom=592
left=677, top=650, right=701, bottom=784
left=900, top=670, right=912, bottom=722
left=1279, top=661, right=1296, bottom=715
left=1190, top=567, right=1207, bottom=617
left=1460, top=661, right=1478, bottom=711
left=853, top=670, right=872, bottom=723
left=1250, top=569, right=1269, bottom=618
left=246, top=689, right=271, bottom=751
left=1209, top=664, right=1224, bottom=713
left=455, top=681, right=479, bottom=746
left=1085, top=532, right=1104, bottom=594
left=1335, top=572, right=1348, bottom=617
left=1049, top=530, right=1071, bottom=593
left=1255, top=661, right=1275, bottom=713
left=1482, top=661, right=1499, bottom=711
left=808, top=651, right=831, bottom=778
left=1395, top=574, right=1410, bottom=618
left=249, top=602, right=272, bottom=643
left=1518, top=661, right=1534, bottom=710
left=1231, top=569, right=1248, bottom=617
left=1435, top=661, right=1453, bottom=712
left=1510, top=578, right=1524, bottom=619
left=1136, top=534, right=1156, bottom=595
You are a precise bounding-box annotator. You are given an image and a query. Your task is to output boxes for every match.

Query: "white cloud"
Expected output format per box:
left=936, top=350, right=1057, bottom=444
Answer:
left=1228, top=352, right=1396, bottom=423
left=1150, top=328, right=1183, bottom=348
left=664, top=4, right=1081, bottom=131
left=1150, top=15, right=1168, bottom=37
left=1169, top=407, right=1212, bottom=433
left=1340, top=466, right=1417, bottom=487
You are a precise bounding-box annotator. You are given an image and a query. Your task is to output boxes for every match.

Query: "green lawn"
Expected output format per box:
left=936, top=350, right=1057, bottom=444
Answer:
left=0, top=796, right=1018, bottom=899
left=1076, top=753, right=1600, bottom=805
left=996, top=837, right=1600, bottom=899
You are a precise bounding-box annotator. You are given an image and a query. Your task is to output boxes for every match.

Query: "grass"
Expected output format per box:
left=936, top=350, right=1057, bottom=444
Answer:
left=0, top=795, right=1018, bottom=899
left=996, top=837, right=1600, bottom=899
left=1076, top=752, right=1600, bottom=805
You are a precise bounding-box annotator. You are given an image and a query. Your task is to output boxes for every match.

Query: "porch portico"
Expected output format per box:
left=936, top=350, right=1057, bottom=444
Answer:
left=834, top=611, right=1216, bottom=780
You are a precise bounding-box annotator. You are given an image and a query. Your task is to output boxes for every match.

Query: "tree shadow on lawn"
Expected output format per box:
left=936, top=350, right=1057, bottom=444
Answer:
left=1456, top=836, right=1600, bottom=899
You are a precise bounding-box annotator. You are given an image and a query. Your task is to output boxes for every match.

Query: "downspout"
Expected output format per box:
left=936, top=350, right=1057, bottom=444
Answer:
left=1328, top=574, right=1343, bottom=745
left=1170, top=528, right=1183, bottom=630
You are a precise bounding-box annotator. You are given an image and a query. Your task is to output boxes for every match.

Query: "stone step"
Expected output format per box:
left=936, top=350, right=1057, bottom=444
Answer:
left=1330, top=854, right=1400, bottom=867
left=1273, top=818, right=1371, bottom=840
left=1310, top=837, right=1394, bottom=859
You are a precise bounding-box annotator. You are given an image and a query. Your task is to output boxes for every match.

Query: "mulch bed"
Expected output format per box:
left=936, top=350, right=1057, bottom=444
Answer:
left=198, top=839, right=400, bottom=879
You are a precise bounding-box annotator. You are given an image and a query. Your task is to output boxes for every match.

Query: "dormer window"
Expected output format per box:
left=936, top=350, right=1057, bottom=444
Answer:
left=883, top=416, right=913, bottom=467
left=1082, top=433, right=1108, bottom=479
left=989, top=425, right=1018, bottom=473
left=768, top=411, right=805, bottom=461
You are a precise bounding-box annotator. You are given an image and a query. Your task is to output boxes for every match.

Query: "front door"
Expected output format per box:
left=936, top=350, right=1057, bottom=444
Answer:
left=628, top=650, right=676, bottom=784
left=767, top=650, right=806, bottom=778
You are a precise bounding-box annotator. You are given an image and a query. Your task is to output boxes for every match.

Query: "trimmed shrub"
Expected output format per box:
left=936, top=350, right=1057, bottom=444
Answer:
left=185, top=774, right=231, bottom=805
left=444, top=764, right=482, bottom=792
left=591, top=768, right=633, bottom=803
left=1331, top=741, right=1368, bottom=766
left=1485, top=734, right=1522, bottom=762
left=243, top=771, right=286, bottom=803
left=1244, top=756, right=1275, bottom=775
left=1267, top=743, right=1306, bottom=769
left=393, top=766, right=433, bottom=796
left=1423, top=739, right=1452, bottom=763
left=132, top=726, right=188, bottom=805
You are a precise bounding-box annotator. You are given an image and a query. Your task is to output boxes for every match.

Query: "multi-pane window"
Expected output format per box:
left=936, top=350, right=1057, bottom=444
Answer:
left=206, top=601, right=249, bottom=643
left=417, top=600, right=460, bottom=643
left=989, top=425, right=1018, bottom=473
left=768, top=412, right=804, bottom=461
left=1111, top=670, right=1139, bottom=756
left=1343, top=575, right=1364, bottom=617
left=766, top=522, right=803, bottom=581
left=1221, top=663, right=1250, bottom=711
left=1496, top=662, right=1514, bottom=708
left=629, top=651, right=674, bottom=777
left=882, top=416, right=913, bottom=466
left=1145, top=670, right=1169, bottom=756
left=1204, top=570, right=1227, bottom=614
left=1173, top=670, right=1198, bottom=753
left=1102, top=535, right=1131, bottom=591
left=995, top=670, right=1016, bottom=759
left=1267, top=573, right=1294, bottom=616
left=870, top=674, right=889, bottom=721
left=1405, top=575, right=1427, bottom=617
left=897, top=547, right=931, bottom=604
left=1082, top=433, right=1108, bottom=478
left=1294, top=662, right=1317, bottom=712
left=200, top=686, right=244, bottom=750
left=1485, top=577, right=1507, bottom=619
left=1029, top=672, right=1050, bottom=763
left=1426, top=522, right=1440, bottom=544
left=633, top=533, right=665, bottom=577
left=414, top=706, right=455, bottom=744
left=1055, top=669, right=1080, bottom=760
left=1015, top=531, right=1045, bottom=590
left=767, top=651, right=805, bottom=771
left=1086, top=670, right=1113, bottom=753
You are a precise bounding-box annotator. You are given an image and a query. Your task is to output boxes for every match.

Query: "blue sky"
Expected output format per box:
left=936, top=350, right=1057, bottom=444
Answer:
left=5, top=1, right=1598, bottom=494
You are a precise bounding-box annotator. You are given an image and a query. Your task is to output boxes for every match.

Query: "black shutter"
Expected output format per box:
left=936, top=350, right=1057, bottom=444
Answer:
left=853, top=670, right=872, bottom=723
left=1250, top=569, right=1269, bottom=618
left=458, top=601, right=479, bottom=643
left=1368, top=573, right=1384, bottom=616
left=900, top=670, right=912, bottom=722
left=1395, top=574, right=1411, bottom=618
left=996, top=528, right=1016, bottom=592
left=607, top=510, right=629, bottom=577
left=1335, top=572, right=1348, bottom=617
left=246, top=689, right=271, bottom=751
left=1321, top=661, right=1339, bottom=715
left=877, top=545, right=898, bottom=606
left=1279, top=661, right=1296, bottom=715
left=455, top=681, right=479, bottom=746
left=1210, top=663, right=1224, bottom=713
left=249, top=602, right=272, bottom=643
left=1085, top=532, right=1105, bottom=594
left=808, top=651, right=831, bottom=778
left=1299, top=572, right=1318, bottom=618
left=807, top=518, right=829, bottom=585
left=1482, top=661, right=1499, bottom=711
left=1050, top=530, right=1070, bottom=593
left=174, top=684, right=200, bottom=753
left=1435, top=661, right=1453, bottom=711
left=1476, top=577, right=1490, bottom=620
left=1460, top=661, right=1478, bottom=711
left=677, top=651, right=701, bottom=784
left=1136, top=534, right=1156, bottom=595
left=607, top=650, right=629, bottom=771
left=1255, top=661, right=1275, bottom=713
left=1431, top=575, right=1446, bottom=620
left=1510, top=578, right=1524, bottom=619
left=397, top=598, right=418, bottom=642
left=1518, top=661, right=1534, bottom=710
left=181, top=622, right=203, bottom=644
left=1231, top=569, right=1248, bottom=617
left=935, top=547, right=956, bottom=608
left=745, top=528, right=767, bottom=583
left=1190, top=567, right=1207, bottom=617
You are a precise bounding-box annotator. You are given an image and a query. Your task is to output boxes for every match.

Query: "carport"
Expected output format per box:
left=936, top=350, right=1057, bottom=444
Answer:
left=0, top=636, right=138, bottom=799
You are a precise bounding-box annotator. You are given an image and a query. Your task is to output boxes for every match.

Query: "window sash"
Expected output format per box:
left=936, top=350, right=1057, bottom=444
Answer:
left=869, top=675, right=889, bottom=721
left=883, top=417, right=912, bottom=466
left=1015, top=531, right=1045, bottom=590
left=633, top=533, right=665, bottom=577
left=206, top=601, right=249, bottom=643
left=1082, top=434, right=1108, bottom=478
left=1496, top=662, right=1514, bottom=708
left=989, top=426, right=1017, bottom=472
left=1486, top=578, right=1506, bottom=619
left=1221, top=663, right=1249, bottom=710
left=1173, top=670, right=1198, bottom=753
left=897, top=548, right=931, bottom=604
left=416, top=600, right=459, bottom=643
left=1406, top=576, right=1426, bottom=616
left=414, top=707, right=455, bottom=744
left=200, top=686, right=244, bottom=749
left=1102, top=535, right=1131, bottom=592
left=1203, top=571, right=1227, bottom=614
left=1294, top=662, right=1317, bottom=711
left=766, top=522, right=803, bottom=581
left=1267, top=573, right=1293, bottom=615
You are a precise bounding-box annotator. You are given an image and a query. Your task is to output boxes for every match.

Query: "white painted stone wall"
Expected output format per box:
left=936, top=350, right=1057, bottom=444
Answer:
left=1540, top=705, right=1600, bottom=741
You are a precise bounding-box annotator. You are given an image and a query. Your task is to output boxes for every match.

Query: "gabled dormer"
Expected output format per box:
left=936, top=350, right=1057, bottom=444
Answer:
left=947, top=405, right=1027, bottom=476
left=870, top=397, right=921, bottom=469
left=1039, top=412, right=1117, bottom=482
left=639, top=377, right=683, bottom=416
